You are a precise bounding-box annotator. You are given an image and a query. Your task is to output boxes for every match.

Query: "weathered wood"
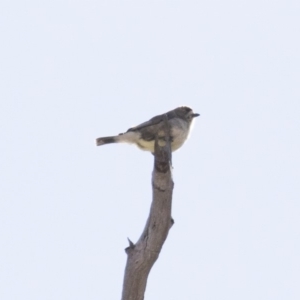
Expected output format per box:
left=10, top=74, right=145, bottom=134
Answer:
left=121, top=115, right=174, bottom=300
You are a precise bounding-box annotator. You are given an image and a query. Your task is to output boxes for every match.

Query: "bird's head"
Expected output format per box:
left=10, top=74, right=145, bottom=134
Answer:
left=175, top=106, right=200, bottom=124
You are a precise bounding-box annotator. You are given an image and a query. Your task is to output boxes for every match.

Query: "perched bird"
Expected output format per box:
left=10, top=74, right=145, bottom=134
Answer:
left=95, top=106, right=199, bottom=153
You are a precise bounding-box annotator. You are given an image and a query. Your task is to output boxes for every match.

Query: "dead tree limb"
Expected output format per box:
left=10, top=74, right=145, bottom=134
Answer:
left=121, top=115, right=174, bottom=300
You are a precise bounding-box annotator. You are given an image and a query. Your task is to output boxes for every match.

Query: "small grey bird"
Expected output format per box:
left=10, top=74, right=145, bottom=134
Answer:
left=95, top=106, right=200, bottom=153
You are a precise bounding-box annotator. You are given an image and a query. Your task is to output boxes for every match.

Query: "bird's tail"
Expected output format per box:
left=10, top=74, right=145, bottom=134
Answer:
left=95, top=136, right=118, bottom=146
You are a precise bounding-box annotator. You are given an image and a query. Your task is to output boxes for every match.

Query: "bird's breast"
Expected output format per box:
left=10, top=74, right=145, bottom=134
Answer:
left=170, top=121, right=190, bottom=151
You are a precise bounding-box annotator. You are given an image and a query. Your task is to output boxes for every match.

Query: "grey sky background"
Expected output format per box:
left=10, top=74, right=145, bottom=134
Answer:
left=1, top=1, right=299, bottom=299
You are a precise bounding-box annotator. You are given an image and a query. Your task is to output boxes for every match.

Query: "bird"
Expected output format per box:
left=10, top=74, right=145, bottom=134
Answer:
left=95, top=106, right=199, bottom=153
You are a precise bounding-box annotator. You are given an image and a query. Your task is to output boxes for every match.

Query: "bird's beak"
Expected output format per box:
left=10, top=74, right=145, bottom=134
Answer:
left=192, top=113, right=200, bottom=118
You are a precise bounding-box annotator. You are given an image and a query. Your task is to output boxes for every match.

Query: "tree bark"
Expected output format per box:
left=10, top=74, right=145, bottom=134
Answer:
left=121, top=115, right=174, bottom=300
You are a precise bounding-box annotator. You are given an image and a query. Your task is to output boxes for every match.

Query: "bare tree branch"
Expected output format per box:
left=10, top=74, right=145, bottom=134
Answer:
left=121, top=115, right=174, bottom=300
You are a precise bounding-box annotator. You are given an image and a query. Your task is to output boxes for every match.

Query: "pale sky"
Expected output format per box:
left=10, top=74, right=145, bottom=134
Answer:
left=1, top=1, right=300, bottom=299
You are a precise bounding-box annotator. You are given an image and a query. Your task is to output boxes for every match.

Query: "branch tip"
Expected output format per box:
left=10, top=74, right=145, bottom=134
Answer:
left=127, top=237, right=135, bottom=248
left=124, top=238, right=135, bottom=254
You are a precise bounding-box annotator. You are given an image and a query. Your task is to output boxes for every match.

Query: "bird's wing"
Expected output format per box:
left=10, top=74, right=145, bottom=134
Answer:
left=126, top=110, right=176, bottom=132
